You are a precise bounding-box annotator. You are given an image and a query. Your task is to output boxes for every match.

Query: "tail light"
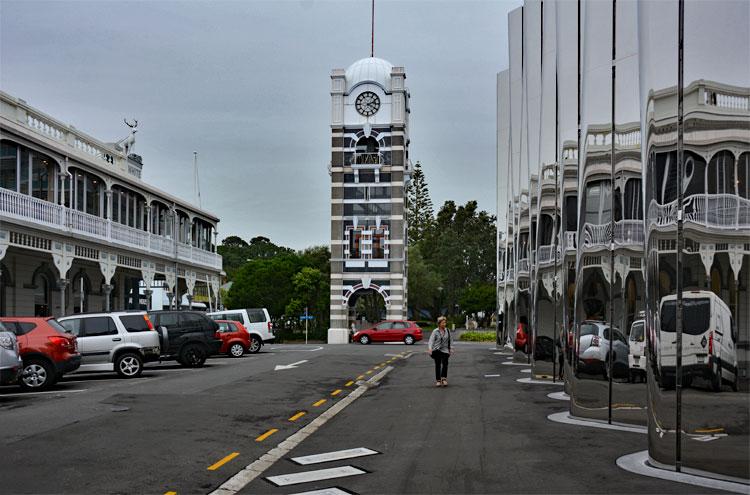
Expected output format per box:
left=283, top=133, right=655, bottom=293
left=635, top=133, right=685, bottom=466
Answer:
left=48, top=335, right=75, bottom=352
left=268, top=322, right=273, bottom=332
left=708, top=331, right=713, bottom=355
left=591, top=336, right=600, bottom=347
left=143, top=315, right=155, bottom=331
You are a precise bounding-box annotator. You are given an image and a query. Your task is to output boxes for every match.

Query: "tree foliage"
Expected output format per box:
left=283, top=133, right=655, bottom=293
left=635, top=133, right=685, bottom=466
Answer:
left=218, top=235, right=294, bottom=280
left=406, top=161, right=434, bottom=245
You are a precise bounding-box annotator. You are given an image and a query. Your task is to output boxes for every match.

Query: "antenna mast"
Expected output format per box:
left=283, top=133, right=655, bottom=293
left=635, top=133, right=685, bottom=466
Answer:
left=193, top=151, right=202, bottom=208
left=371, top=0, right=375, bottom=57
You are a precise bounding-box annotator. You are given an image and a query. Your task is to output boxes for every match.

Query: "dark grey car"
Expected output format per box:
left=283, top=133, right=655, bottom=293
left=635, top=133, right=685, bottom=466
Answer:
left=0, top=322, right=23, bottom=385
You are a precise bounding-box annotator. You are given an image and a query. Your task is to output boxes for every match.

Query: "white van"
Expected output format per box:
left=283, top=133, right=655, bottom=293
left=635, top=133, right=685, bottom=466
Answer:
left=628, top=319, right=646, bottom=382
left=207, top=308, right=274, bottom=353
left=657, top=291, right=738, bottom=391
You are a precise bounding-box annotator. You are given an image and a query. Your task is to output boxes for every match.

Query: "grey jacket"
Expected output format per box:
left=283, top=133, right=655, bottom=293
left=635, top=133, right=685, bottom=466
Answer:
left=428, top=328, right=452, bottom=353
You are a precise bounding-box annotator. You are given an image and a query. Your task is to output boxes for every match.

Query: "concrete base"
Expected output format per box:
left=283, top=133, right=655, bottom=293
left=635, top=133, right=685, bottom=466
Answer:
left=327, top=328, right=349, bottom=344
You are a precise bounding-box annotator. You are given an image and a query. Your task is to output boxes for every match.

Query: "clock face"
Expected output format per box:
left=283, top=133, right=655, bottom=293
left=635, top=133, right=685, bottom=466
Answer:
left=355, top=91, right=380, bottom=117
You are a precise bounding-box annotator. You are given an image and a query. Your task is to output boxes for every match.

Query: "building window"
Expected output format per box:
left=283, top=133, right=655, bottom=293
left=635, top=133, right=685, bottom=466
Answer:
left=34, top=274, right=50, bottom=317
left=348, top=229, right=363, bottom=259
left=0, top=142, right=18, bottom=191
left=584, top=180, right=612, bottom=225
left=623, top=179, right=643, bottom=220
left=739, top=152, right=749, bottom=199
left=372, top=228, right=387, bottom=259
left=707, top=151, right=735, bottom=195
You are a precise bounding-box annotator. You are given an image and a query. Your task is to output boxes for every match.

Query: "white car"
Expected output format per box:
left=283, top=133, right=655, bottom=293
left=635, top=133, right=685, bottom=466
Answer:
left=577, top=320, right=629, bottom=379
left=58, top=312, right=162, bottom=378
left=628, top=319, right=646, bottom=382
left=657, top=291, right=738, bottom=392
left=0, top=323, right=22, bottom=386
left=208, top=308, right=274, bottom=353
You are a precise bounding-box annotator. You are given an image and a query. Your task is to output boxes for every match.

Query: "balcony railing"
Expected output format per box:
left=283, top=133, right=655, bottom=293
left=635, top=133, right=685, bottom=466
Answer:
left=648, top=194, right=750, bottom=231
left=614, top=219, right=645, bottom=246
left=353, top=153, right=382, bottom=166
left=505, top=268, right=515, bottom=281
left=518, top=258, right=530, bottom=274
left=0, top=187, right=221, bottom=270
left=565, top=231, right=577, bottom=252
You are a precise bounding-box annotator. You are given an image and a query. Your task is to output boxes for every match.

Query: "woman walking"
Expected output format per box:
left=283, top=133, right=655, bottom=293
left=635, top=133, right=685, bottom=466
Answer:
left=427, top=316, right=452, bottom=387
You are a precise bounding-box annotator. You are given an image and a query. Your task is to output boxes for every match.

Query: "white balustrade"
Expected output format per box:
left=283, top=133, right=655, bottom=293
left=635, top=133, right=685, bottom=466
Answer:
left=582, top=223, right=611, bottom=248
left=615, top=219, right=645, bottom=245
left=565, top=231, right=577, bottom=252
left=26, top=113, right=65, bottom=141
left=649, top=194, right=750, bottom=230
left=0, top=187, right=221, bottom=270
left=537, top=245, right=555, bottom=264
left=518, top=258, right=530, bottom=274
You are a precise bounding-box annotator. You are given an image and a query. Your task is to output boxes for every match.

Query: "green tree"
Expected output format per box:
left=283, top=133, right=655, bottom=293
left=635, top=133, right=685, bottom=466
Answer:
left=406, top=161, right=434, bottom=244
left=218, top=235, right=293, bottom=280
left=285, top=267, right=328, bottom=327
left=225, top=254, right=302, bottom=316
left=407, top=244, right=442, bottom=320
left=459, top=283, right=497, bottom=326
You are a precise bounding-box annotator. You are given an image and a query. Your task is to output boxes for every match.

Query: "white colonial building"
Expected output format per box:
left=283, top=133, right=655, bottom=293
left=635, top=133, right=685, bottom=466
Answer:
left=0, top=91, right=223, bottom=317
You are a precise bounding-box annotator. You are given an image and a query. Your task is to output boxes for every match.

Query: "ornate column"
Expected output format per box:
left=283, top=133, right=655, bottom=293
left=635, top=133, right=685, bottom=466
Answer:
left=52, top=241, right=74, bottom=317
left=99, top=251, right=117, bottom=312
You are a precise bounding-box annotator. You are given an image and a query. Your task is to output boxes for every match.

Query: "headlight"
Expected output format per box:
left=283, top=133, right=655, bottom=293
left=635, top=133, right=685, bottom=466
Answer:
left=0, top=334, right=14, bottom=350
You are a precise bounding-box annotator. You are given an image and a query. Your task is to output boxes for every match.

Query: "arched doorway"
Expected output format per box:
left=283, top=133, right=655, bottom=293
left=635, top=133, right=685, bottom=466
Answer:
left=348, top=289, right=386, bottom=330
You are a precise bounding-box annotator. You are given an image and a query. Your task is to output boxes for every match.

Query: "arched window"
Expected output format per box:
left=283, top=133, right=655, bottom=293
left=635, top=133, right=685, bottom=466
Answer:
left=355, top=137, right=380, bottom=164
left=70, top=168, right=105, bottom=216
left=111, top=185, right=147, bottom=229
left=707, top=151, right=735, bottom=195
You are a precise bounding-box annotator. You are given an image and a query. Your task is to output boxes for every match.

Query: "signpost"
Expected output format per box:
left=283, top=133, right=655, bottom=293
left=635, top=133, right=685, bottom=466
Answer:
left=300, top=307, right=315, bottom=345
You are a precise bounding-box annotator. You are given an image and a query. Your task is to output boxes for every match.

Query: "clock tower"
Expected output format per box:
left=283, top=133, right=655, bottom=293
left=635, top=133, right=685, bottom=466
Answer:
left=328, top=57, right=411, bottom=344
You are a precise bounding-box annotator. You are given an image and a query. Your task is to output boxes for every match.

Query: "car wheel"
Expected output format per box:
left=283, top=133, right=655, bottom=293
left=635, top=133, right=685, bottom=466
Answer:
left=710, top=358, right=722, bottom=392
left=359, top=335, right=370, bottom=345
left=404, top=335, right=415, bottom=345
left=731, top=375, right=739, bottom=392
left=229, top=343, right=245, bottom=358
left=20, top=359, right=55, bottom=391
left=115, top=352, right=143, bottom=378
left=180, top=344, right=207, bottom=368
left=248, top=337, right=262, bottom=354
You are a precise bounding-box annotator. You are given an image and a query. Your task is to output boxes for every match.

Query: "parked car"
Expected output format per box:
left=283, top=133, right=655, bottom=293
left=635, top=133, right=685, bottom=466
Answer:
left=207, top=308, right=274, bottom=354
left=577, top=320, right=629, bottom=379
left=353, top=320, right=423, bottom=345
left=148, top=310, right=222, bottom=367
left=515, top=321, right=529, bottom=353
left=215, top=320, right=251, bottom=357
left=628, top=318, right=646, bottom=383
left=0, top=317, right=80, bottom=390
left=58, top=312, right=161, bottom=378
left=657, top=291, right=738, bottom=392
left=0, top=322, right=22, bottom=386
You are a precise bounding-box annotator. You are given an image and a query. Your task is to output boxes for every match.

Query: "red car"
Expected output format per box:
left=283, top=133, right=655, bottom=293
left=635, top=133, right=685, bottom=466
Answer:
left=515, top=322, right=530, bottom=353
left=353, top=320, right=423, bottom=345
left=0, top=317, right=80, bottom=391
left=215, top=320, right=252, bottom=357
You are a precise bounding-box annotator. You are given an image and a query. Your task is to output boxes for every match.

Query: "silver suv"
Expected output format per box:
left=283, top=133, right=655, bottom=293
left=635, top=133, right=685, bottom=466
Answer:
left=58, top=312, right=161, bottom=378
left=0, top=322, right=22, bottom=385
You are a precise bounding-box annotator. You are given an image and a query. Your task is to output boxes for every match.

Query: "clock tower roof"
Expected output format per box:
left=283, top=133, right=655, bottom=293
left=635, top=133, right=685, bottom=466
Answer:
left=345, top=57, right=394, bottom=93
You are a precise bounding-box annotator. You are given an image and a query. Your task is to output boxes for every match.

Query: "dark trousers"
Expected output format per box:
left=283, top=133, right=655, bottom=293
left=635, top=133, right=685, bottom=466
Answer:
left=432, top=350, right=449, bottom=380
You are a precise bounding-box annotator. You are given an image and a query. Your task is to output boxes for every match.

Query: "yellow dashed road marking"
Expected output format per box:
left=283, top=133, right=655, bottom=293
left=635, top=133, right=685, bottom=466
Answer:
left=357, top=375, right=365, bottom=380
left=313, top=399, right=327, bottom=407
left=345, top=380, right=354, bottom=387
left=207, top=452, right=240, bottom=471
left=331, top=389, right=342, bottom=396
left=289, top=411, right=306, bottom=422
left=366, top=370, right=373, bottom=375
left=165, top=491, right=177, bottom=495
left=255, top=429, right=279, bottom=442
left=695, top=427, right=725, bottom=434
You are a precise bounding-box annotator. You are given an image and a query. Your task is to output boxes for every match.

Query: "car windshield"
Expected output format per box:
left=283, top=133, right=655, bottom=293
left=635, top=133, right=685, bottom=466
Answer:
left=245, top=309, right=266, bottom=323
left=630, top=322, right=644, bottom=342
left=580, top=323, right=600, bottom=337
left=660, top=298, right=710, bottom=335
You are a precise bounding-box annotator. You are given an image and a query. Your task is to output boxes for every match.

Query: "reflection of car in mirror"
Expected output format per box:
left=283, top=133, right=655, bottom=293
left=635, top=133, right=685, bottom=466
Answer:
left=577, top=321, right=629, bottom=379
left=657, top=291, right=738, bottom=392
left=628, top=319, right=646, bottom=382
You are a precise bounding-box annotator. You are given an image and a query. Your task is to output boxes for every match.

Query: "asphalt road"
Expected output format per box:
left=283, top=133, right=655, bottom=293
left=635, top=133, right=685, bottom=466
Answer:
left=0, top=342, right=729, bottom=494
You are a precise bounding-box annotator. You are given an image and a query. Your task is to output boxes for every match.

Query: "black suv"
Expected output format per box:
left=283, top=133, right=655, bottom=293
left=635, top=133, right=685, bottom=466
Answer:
left=148, top=311, right=222, bottom=367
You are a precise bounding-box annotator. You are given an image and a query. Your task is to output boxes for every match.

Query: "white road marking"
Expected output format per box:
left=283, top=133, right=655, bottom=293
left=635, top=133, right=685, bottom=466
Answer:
left=521, top=368, right=531, bottom=373
left=548, top=411, right=647, bottom=434
left=291, top=447, right=379, bottom=465
left=384, top=353, right=402, bottom=357
left=547, top=391, right=570, bottom=401
left=210, top=367, right=393, bottom=495
left=501, top=361, right=527, bottom=366
left=274, top=360, right=309, bottom=371
left=617, top=450, right=749, bottom=494
left=270, top=346, right=323, bottom=352
left=517, top=377, right=564, bottom=385
left=290, top=488, right=353, bottom=495
left=266, top=466, right=366, bottom=487
left=484, top=374, right=500, bottom=378
left=0, top=388, right=89, bottom=397
left=690, top=434, right=727, bottom=442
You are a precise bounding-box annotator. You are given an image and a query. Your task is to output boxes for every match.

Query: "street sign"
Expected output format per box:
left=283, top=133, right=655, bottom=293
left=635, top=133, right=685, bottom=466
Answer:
left=300, top=315, right=314, bottom=321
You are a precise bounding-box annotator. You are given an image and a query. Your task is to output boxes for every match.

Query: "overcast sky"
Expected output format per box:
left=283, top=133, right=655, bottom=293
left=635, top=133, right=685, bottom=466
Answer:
left=1, top=0, right=519, bottom=250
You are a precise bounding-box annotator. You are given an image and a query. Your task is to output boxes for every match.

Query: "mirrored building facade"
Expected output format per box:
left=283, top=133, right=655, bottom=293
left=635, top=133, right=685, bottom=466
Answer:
left=497, top=0, right=749, bottom=482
